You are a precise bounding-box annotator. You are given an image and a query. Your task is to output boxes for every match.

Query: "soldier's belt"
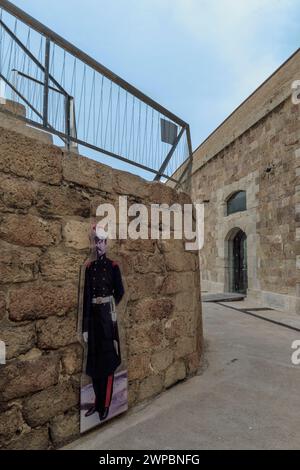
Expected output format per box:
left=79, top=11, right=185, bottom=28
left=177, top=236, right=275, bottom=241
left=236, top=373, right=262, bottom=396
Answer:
left=92, top=296, right=113, bottom=305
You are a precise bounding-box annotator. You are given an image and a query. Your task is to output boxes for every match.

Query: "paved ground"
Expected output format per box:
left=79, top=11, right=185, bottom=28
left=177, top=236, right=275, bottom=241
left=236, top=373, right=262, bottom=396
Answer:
left=65, top=300, right=300, bottom=450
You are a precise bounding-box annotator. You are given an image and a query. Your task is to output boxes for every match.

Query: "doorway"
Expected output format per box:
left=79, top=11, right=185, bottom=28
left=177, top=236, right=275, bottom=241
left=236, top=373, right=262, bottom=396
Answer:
left=226, top=228, right=248, bottom=294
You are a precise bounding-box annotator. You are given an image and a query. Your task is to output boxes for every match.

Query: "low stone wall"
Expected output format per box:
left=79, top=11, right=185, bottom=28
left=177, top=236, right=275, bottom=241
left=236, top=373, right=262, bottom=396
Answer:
left=0, top=123, right=202, bottom=449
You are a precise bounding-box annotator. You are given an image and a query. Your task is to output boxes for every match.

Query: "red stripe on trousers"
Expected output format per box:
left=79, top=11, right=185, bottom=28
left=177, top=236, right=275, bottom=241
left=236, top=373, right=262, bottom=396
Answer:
left=105, top=375, right=113, bottom=408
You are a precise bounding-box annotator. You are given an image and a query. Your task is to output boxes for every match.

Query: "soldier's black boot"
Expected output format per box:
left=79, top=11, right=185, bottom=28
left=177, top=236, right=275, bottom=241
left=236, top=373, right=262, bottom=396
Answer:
left=85, top=406, right=97, bottom=417
left=99, top=407, right=109, bottom=421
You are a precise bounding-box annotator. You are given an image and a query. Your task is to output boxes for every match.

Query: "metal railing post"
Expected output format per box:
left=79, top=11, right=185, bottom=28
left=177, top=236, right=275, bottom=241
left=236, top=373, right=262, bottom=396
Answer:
left=154, top=126, right=186, bottom=181
left=69, top=97, right=78, bottom=151
left=43, top=37, right=50, bottom=127
left=65, top=94, right=71, bottom=150
left=175, top=125, right=193, bottom=191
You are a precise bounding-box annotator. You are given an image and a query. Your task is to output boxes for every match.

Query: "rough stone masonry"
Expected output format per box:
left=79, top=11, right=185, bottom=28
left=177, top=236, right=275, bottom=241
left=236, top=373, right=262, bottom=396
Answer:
left=174, top=49, right=300, bottom=314
left=0, top=120, right=202, bottom=449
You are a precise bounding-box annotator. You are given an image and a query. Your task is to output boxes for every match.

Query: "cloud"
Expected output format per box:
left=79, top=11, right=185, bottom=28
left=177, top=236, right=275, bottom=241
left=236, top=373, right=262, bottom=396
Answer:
left=135, top=0, right=296, bottom=104
left=159, top=0, right=297, bottom=138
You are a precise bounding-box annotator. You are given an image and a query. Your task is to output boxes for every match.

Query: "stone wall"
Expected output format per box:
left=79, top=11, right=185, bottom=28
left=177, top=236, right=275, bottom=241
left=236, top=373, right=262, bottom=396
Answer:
left=0, top=122, right=202, bottom=449
left=192, top=94, right=300, bottom=313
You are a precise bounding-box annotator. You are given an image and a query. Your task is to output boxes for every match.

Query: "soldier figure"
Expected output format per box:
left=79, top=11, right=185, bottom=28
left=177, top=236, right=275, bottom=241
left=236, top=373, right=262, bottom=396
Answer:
left=82, top=227, right=124, bottom=421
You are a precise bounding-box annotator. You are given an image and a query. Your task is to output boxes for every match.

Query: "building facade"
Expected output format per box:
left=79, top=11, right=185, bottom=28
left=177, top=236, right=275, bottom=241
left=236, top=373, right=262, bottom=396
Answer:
left=189, top=49, right=300, bottom=313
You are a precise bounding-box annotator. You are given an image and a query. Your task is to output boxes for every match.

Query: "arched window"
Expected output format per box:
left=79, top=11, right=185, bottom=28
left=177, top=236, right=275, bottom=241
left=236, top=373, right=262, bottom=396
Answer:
left=227, top=191, right=246, bottom=216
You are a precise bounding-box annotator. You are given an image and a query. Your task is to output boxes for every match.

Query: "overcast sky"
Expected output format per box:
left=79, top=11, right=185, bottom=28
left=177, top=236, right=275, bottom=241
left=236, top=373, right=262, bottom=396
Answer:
left=10, top=0, right=300, bottom=150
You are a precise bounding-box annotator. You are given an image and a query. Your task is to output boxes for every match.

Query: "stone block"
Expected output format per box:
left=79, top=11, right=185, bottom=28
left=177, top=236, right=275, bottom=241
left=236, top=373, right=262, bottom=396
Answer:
left=177, top=191, right=192, bottom=205
left=9, top=282, right=77, bottom=322
left=148, top=182, right=178, bottom=205
left=172, top=291, right=196, bottom=312
left=0, top=128, right=62, bottom=184
left=115, top=252, right=134, bottom=276
left=164, top=360, right=186, bottom=388
left=36, top=313, right=78, bottom=350
left=5, top=427, right=49, bottom=450
left=160, top=272, right=196, bottom=295
left=126, top=274, right=164, bottom=301
left=0, top=407, right=23, bottom=445
left=63, top=220, right=91, bottom=250
left=0, top=214, right=61, bottom=247
left=128, top=322, right=168, bottom=355
left=164, top=251, right=197, bottom=272
left=0, top=240, right=40, bottom=284
left=120, top=238, right=156, bottom=253
left=61, top=344, right=83, bottom=375
left=50, top=410, right=80, bottom=447
left=40, top=248, right=87, bottom=281
left=36, top=183, right=91, bottom=218
left=0, top=354, right=60, bottom=401
left=62, top=152, right=113, bottom=193
left=132, top=252, right=165, bottom=274
left=113, top=170, right=150, bottom=199
left=137, top=374, right=163, bottom=401
left=23, top=381, right=78, bottom=427
left=127, top=353, right=151, bottom=381
left=174, top=336, right=197, bottom=359
left=129, top=298, right=174, bottom=324
left=186, top=352, right=201, bottom=375
left=90, top=194, right=116, bottom=221
left=151, top=349, right=174, bottom=373
left=0, top=174, right=36, bottom=210
left=1, top=324, right=36, bottom=360
left=164, top=316, right=190, bottom=340
left=157, top=239, right=184, bottom=253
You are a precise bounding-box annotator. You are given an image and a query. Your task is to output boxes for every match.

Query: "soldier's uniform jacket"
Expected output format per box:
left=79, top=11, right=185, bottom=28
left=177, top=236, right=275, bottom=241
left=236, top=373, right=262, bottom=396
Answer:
left=82, top=254, right=124, bottom=378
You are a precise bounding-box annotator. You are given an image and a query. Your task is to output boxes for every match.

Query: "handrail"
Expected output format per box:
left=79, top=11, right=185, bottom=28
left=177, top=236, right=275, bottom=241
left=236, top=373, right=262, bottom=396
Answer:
left=0, top=0, right=193, bottom=184
left=0, top=0, right=188, bottom=128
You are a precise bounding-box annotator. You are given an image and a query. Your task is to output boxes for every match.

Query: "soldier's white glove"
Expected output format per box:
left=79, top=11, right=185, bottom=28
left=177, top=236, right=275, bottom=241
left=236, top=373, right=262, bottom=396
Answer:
left=83, top=332, right=88, bottom=343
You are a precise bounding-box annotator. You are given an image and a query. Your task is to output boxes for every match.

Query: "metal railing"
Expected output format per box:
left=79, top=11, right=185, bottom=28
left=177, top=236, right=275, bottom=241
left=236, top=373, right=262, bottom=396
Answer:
left=0, top=0, right=192, bottom=185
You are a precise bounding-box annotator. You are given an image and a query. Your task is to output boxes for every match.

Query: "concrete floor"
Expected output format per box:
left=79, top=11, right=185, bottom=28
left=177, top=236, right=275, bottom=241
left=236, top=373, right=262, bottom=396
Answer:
left=65, top=301, right=300, bottom=450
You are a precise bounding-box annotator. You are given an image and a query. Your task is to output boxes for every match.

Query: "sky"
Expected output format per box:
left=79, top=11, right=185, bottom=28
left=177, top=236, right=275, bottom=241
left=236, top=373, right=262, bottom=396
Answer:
left=8, top=0, right=300, bottom=152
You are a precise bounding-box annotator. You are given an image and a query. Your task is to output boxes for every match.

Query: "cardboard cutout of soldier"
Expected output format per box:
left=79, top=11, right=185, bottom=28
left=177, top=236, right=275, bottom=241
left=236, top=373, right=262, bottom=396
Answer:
left=82, top=225, right=125, bottom=422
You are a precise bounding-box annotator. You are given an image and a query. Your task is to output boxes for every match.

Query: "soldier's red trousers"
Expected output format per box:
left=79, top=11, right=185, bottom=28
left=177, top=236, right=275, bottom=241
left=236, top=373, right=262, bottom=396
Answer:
left=93, top=374, right=114, bottom=412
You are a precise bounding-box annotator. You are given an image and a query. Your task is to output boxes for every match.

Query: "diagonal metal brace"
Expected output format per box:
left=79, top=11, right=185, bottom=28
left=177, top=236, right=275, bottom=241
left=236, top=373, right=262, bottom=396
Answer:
left=0, top=18, right=67, bottom=95
left=154, top=126, right=186, bottom=181
left=0, top=72, right=43, bottom=120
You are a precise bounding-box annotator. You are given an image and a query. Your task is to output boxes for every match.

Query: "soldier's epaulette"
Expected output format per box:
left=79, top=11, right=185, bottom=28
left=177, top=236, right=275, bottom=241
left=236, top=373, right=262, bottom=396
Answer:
left=85, top=260, right=93, bottom=269
left=112, top=260, right=119, bottom=268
